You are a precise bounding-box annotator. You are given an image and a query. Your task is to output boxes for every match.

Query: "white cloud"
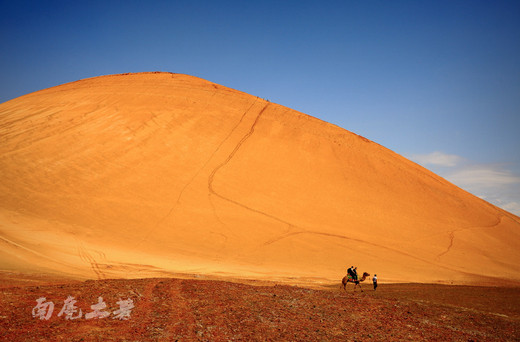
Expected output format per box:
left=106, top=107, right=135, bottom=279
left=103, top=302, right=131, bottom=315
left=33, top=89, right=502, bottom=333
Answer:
left=444, top=165, right=520, bottom=216
left=502, top=202, right=520, bottom=216
left=410, top=151, right=462, bottom=167
left=447, top=167, right=520, bottom=188
left=408, top=151, right=520, bottom=216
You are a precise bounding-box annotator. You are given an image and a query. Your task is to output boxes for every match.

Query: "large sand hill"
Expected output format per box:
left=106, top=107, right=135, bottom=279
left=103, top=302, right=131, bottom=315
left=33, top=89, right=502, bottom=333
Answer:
left=1, top=72, right=519, bottom=286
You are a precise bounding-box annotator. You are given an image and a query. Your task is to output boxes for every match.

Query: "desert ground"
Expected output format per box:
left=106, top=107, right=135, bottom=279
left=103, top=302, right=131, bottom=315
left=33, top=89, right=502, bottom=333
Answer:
left=1, top=72, right=520, bottom=340
left=1, top=275, right=519, bottom=341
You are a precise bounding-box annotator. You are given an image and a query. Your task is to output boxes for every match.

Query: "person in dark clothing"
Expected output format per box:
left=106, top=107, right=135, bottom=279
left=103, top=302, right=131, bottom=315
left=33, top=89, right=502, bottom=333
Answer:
left=353, top=267, right=359, bottom=281
left=347, top=266, right=355, bottom=279
left=373, top=274, right=378, bottom=290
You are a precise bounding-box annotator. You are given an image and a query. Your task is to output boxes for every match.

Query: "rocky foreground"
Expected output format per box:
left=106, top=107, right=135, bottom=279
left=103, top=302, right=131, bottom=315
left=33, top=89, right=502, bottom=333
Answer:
left=1, top=277, right=519, bottom=341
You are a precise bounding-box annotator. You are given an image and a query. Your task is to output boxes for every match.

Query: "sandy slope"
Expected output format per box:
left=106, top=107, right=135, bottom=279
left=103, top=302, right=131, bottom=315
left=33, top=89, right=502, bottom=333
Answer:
left=0, top=72, right=519, bottom=285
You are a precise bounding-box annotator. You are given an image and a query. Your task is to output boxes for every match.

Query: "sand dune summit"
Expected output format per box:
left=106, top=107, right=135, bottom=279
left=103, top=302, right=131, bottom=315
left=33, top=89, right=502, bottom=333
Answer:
left=1, top=72, right=519, bottom=286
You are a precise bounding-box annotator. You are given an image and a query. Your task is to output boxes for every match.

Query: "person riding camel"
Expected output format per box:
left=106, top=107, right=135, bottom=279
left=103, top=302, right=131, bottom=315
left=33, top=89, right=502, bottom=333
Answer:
left=347, top=266, right=355, bottom=280
left=353, top=267, right=359, bottom=281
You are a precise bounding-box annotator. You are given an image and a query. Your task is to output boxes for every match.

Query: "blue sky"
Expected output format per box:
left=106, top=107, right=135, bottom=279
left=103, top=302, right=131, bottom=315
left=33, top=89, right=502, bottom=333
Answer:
left=1, top=1, right=519, bottom=214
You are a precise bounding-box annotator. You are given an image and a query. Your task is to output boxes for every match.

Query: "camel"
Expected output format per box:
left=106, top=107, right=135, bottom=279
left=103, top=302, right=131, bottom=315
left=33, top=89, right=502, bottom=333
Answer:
left=341, top=272, right=370, bottom=292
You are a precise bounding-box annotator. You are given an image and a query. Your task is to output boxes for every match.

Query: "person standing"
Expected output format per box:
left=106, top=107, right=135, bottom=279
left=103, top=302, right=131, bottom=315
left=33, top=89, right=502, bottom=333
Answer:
left=372, top=274, right=378, bottom=290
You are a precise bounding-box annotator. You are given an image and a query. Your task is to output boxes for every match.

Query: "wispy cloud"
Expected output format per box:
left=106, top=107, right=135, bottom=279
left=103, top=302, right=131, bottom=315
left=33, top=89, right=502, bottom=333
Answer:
left=445, top=165, right=520, bottom=215
left=409, top=151, right=462, bottom=167
left=409, top=152, right=520, bottom=216
left=501, top=202, right=520, bottom=216
left=447, top=166, right=520, bottom=188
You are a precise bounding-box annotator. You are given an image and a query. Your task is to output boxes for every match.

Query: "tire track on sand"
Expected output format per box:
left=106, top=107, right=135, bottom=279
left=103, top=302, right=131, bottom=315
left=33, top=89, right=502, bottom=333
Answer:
left=207, top=103, right=293, bottom=227
left=264, top=230, right=471, bottom=274
left=436, top=231, right=455, bottom=259
left=207, top=103, right=268, bottom=194
left=133, top=99, right=259, bottom=249
left=436, top=215, right=503, bottom=260
left=75, top=239, right=106, bottom=280
left=0, top=234, right=74, bottom=268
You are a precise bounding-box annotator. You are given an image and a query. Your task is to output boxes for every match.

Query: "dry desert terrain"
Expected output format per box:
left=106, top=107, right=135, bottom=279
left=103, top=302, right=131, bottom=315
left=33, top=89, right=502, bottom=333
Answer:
left=1, top=276, right=520, bottom=341
left=1, top=71, right=520, bottom=340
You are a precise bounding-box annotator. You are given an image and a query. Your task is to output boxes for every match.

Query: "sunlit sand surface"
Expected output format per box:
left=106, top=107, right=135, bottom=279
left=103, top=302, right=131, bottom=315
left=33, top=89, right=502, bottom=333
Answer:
left=1, top=72, right=519, bottom=286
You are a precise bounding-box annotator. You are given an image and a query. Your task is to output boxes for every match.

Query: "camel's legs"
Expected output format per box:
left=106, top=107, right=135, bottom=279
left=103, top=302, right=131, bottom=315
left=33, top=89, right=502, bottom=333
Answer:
left=352, top=282, right=364, bottom=292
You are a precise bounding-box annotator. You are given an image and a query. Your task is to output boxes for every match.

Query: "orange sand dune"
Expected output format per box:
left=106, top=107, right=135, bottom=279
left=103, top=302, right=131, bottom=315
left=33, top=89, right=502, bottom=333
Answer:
left=1, top=72, right=519, bottom=286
